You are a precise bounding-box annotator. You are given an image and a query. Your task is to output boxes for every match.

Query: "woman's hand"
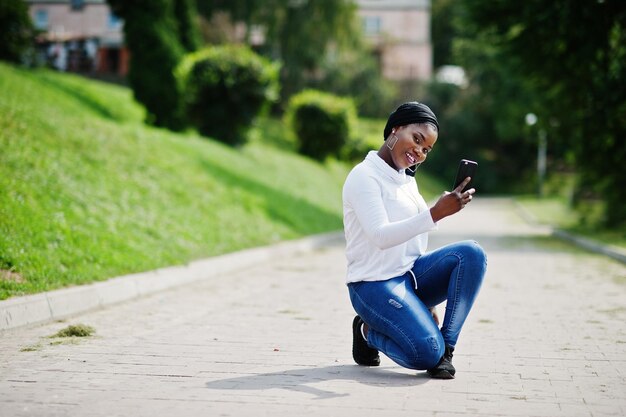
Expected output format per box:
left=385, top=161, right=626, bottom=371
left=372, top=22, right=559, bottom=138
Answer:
left=429, top=177, right=475, bottom=223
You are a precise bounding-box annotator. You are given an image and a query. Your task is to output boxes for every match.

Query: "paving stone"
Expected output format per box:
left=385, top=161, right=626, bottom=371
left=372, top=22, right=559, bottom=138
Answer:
left=0, top=198, right=624, bottom=416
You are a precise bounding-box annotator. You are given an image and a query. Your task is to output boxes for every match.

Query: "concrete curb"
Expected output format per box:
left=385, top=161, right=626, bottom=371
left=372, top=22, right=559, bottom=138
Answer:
left=0, top=231, right=345, bottom=332
left=512, top=200, right=626, bottom=264
left=551, top=229, right=626, bottom=264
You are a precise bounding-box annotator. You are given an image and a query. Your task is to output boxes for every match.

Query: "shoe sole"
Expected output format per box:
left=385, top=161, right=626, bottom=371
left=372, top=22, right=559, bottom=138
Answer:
left=428, top=369, right=455, bottom=379
left=355, top=357, right=380, bottom=366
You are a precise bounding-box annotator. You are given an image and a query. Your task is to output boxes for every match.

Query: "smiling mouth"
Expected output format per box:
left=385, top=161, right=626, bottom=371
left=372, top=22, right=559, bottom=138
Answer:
left=405, top=152, right=416, bottom=165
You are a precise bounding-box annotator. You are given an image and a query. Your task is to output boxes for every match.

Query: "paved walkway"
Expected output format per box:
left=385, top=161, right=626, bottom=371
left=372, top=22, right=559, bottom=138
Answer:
left=0, top=198, right=624, bottom=417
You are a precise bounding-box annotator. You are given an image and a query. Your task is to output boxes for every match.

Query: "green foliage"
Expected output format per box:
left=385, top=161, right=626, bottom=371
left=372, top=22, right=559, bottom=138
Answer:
left=51, top=324, right=95, bottom=338
left=107, top=0, right=187, bottom=130
left=432, top=0, right=460, bottom=68
left=458, top=0, right=626, bottom=226
left=0, top=63, right=348, bottom=300
left=312, top=48, right=397, bottom=118
left=423, top=72, right=539, bottom=194
left=197, top=0, right=362, bottom=104
left=342, top=117, right=384, bottom=163
left=177, top=45, right=280, bottom=145
left=0, top=0, right=34, bottom=63
left=173, top=0, right=202, bottom=51
left=428, top=0, right=555, bottom=194
left=285, top=89, right=357, bottom=161
left=515, top=195, right=625, bottom=250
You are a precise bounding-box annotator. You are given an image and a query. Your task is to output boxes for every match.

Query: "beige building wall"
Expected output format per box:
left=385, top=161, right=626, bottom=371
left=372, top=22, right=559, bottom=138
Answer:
left=26, top=1, right=127, bottom=75
left=26, top=0, right=122, bottom=45
left=357, top=0, right=433, bottom=81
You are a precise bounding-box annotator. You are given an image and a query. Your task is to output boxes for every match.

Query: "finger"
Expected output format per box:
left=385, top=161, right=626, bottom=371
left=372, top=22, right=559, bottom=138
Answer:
left=454, top=176, right=471, bottom=192
left=465, top=188, right=476, bottom=195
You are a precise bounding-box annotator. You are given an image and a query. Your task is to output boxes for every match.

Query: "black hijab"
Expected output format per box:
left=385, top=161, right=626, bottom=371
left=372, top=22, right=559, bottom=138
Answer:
left=383, top=101, right=439, bottom=140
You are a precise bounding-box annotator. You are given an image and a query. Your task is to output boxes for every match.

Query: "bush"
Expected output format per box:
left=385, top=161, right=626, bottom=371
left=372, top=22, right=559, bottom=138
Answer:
left=177, top=45, right=280, bottom=145
left=285, top=89, right=357, bottom=161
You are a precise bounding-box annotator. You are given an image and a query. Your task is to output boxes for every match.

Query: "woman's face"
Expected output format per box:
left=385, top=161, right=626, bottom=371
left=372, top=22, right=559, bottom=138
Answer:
left=389, top=123, right=438, bottom=170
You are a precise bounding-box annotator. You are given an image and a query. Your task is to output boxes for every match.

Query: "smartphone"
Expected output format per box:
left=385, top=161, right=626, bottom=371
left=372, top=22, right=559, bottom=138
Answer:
left=453, top=159, right=478, bottom=192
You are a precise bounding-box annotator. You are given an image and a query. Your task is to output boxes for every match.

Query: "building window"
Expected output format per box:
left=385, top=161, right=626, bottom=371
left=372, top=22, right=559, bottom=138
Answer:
left=363, top=16, right=381, bottom=35
left=34, top=9, right=48, bottom=30
left=108, top=12, right=122, bottom=29
left=70, top=0, right=85, bottom=11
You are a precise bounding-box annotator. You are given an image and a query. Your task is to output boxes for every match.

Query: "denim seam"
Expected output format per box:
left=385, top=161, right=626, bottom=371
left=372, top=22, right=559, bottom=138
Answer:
left=446, top=253, right=464, bottom=345
left=413, top=252, right=463, bottom=346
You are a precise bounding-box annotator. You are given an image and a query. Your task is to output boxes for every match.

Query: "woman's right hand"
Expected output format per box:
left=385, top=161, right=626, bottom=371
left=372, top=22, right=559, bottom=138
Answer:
left=429, top=177, right=475, bottom=223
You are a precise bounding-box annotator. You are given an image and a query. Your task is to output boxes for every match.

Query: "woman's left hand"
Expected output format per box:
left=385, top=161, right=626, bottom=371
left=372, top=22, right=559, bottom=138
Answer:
left=429, top=177, right=475, bottom=222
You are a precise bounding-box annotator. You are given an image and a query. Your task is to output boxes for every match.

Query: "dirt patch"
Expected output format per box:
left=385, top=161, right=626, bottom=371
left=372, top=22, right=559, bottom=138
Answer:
left=0, top=269, right=24, bottom=283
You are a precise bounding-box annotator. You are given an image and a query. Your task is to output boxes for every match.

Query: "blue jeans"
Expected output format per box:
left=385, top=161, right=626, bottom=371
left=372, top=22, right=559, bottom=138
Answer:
left=348, top=240, right=487, bottom=370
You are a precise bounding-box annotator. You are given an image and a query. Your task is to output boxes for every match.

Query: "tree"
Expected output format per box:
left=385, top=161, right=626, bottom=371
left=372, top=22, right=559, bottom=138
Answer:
left=107, top=0, right=200, bottom=130
left=431, top=0, right=460, bottom=68
left=424, top=1, right=545, bottom=194
left=0, top=0, right=34, bottom=64
left=459, top=0, right=626, bottom=225
left=173, top=0, right=202, bottom=52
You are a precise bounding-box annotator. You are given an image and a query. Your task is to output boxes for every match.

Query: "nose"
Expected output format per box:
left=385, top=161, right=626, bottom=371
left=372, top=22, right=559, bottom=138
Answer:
left=413, top=146, right=426, bottom=161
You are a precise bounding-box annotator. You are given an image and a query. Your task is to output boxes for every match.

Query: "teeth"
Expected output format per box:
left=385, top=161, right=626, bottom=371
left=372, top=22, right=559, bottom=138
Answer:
left=406, top=152, right=415, bottom=163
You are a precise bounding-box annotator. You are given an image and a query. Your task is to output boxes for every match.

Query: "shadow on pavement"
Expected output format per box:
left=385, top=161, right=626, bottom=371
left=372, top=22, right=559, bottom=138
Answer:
left=205, top=364, right=429, bottom=399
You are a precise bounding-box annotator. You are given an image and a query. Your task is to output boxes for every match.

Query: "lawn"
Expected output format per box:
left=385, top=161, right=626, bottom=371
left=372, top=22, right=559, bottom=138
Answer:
left=515, top=196, right=625, bottom=249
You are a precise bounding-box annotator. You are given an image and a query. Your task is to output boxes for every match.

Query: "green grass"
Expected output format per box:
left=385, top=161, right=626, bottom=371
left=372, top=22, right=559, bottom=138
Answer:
left=516, top=196, right=580, bottom=228
left=515, top=196, right=626, bottom=249
left=50, top=324, right=95, bottom=338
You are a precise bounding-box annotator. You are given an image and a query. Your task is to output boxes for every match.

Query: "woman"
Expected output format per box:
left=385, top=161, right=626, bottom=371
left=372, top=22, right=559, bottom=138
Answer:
left=342, top=102, right=487, bottom=379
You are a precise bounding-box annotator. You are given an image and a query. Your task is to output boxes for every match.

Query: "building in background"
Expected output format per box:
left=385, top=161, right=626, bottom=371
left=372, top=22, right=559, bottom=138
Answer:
left=355, top=0, right=432, bottom=81
left=26, top=0, right=127, bottom=77
left=24, top=0, right=432, bottom=82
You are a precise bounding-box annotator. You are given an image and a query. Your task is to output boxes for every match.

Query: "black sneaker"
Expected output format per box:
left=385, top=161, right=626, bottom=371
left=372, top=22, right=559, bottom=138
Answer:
left=427, top=345, right=456, bottom=379
left=352, top=315, right=380, bottom=366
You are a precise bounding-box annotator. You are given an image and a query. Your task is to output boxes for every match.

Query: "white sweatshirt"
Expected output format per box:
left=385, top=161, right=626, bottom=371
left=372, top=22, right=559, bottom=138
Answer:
left=342, top=151, right=437, bottom=284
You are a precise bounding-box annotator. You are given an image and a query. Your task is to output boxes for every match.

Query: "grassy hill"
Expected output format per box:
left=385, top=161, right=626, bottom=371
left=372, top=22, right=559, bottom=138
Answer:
left=0, top=63, right=446, bottom=301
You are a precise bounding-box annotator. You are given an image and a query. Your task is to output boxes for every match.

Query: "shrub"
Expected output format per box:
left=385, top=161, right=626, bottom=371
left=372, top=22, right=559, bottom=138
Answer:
left=285, top=89, right=357, bottom=161
left=177, top=45, right=280, bottom=145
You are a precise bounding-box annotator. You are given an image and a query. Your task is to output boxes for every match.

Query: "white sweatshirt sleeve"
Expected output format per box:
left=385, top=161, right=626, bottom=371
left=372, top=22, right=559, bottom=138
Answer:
left=344, top=170, right=437, bottom=250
